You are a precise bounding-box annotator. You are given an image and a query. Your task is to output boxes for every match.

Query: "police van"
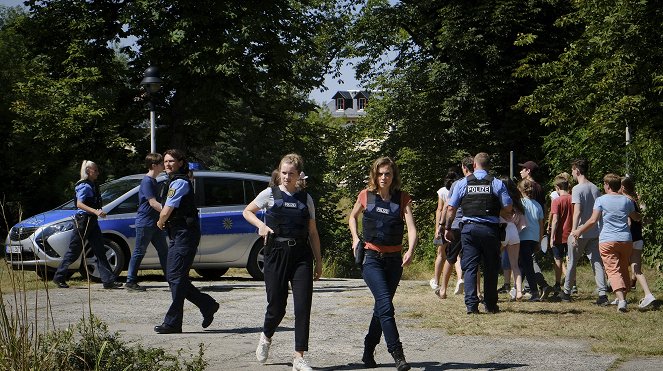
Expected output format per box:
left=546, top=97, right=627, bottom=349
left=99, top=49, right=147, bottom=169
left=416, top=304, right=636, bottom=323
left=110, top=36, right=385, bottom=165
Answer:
left=4, top=171, right=269, bottom=281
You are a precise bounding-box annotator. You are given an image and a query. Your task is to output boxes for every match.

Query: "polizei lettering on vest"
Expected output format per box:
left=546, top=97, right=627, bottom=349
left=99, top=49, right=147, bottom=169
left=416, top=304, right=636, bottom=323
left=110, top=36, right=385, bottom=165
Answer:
left=284, top=202, right=297, bottom=208
left=375, top=206, right=390, bottom=214
left=467, top=185, right=491, bottom=194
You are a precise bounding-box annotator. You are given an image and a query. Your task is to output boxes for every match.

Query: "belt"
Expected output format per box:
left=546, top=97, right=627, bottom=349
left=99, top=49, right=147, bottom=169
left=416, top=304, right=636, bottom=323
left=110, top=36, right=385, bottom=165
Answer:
left=274, top=237, right=308, bottom=247
left=365, top=249, right=402, bottom=259
left=463, top=220, right=498, bottom=226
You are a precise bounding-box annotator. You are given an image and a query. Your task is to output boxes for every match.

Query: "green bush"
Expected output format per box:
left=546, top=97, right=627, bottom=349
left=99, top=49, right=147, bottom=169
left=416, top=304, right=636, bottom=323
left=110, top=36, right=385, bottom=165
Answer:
left=37, top=315, right=207, bottom=371
left=0, top=313, right=207, bottom=371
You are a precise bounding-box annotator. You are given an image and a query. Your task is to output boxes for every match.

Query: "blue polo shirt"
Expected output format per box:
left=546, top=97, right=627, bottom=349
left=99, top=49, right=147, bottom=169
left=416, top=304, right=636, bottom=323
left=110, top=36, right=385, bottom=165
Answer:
left=165, top=179, right=189, bottom=208
left=135, top=176, right=160, bottom=227
left=448, top=170, right=512, bottom=224
left=75, top=182, right=95, bottom=216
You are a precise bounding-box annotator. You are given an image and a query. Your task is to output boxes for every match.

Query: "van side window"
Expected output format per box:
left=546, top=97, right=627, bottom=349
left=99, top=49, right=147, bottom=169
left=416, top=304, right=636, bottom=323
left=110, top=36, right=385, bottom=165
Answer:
left=252, top=181, right=269, bottom=198
left=202, top=178, right=246, bottom=206
left=108, top=193, right=139, bottom=215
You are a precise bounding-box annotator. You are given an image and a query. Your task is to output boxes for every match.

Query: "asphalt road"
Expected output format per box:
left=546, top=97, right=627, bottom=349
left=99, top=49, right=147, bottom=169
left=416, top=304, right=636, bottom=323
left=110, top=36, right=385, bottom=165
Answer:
left=15, top=277, right=662, bottom=370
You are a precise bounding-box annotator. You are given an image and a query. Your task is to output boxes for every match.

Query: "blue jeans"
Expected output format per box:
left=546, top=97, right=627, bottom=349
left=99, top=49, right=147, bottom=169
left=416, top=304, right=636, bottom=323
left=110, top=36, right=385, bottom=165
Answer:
left=163, top=225, right=216, bottom=328
left=54, top=214, right=115, bottom=284
left=362, top=250, right=403, bottom=353
left=127, top=225, right=168, bottom=283
left=460, top=222, right=500, bottom=311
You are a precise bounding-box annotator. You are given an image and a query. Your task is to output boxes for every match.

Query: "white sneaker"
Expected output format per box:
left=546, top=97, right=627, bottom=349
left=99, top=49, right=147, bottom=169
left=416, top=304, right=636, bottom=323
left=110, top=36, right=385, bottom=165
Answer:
left=292, top=356, right=313, bottom=371
left=429, top=278, right=440, bottom=290
left=609, top=298, right=619, bottom=305
left=617, top=300, right=627, bottom=312
left=454, top=279, right=464, bottom=295
left=639, top=294, right=656, bottom=309
left=256, top=333, right=271, bottom=363
left=509, top=287, right=516, bottom=301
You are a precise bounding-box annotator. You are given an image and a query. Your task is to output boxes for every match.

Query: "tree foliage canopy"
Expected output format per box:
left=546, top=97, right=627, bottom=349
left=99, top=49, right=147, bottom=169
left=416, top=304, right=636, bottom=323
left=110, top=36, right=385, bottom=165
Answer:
left=1, top=0, right=662, bottom=269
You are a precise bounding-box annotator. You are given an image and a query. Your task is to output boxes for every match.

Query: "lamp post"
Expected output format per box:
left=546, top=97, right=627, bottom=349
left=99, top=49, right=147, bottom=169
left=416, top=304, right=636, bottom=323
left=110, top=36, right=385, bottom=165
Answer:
left=625, top=122, right=631, bottom=178
left=140, top=66, right=163, bottom=153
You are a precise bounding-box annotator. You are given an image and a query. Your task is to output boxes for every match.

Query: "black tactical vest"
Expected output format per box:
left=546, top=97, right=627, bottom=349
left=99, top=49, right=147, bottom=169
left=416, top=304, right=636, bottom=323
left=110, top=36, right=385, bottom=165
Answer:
left=265, top=186, right=310, bottom=239
left=460, top=174, right=501, bottom=217
left=164, top=173, right=198, bottom=227
left=362, top=190, right=405, bottom=246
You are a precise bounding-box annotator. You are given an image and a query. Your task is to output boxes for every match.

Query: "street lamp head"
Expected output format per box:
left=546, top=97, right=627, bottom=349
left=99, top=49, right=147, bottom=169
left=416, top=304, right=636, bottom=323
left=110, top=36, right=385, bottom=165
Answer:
left=140, top=66, right=163, bottom=94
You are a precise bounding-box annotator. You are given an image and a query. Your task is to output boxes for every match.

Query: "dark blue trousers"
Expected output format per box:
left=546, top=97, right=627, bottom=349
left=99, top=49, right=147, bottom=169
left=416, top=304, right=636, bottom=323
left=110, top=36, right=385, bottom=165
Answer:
left=460, top=222, right=500, bottom=312
left=163, top=225, right=216, bottom=328
left=362, top=250, right=403, bottom=353
left=518, top=240, right=539, bottom=296
left=54, top=214, right=115, bottom=284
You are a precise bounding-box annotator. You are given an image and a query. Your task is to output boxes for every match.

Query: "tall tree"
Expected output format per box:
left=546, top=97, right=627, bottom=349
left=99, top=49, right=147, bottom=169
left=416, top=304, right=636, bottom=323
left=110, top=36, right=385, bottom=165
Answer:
left=338, top=0, right=570, bottom=256
left=124, top=0, right=352, bottom=166
left=516, top=0, right=663, bottom=266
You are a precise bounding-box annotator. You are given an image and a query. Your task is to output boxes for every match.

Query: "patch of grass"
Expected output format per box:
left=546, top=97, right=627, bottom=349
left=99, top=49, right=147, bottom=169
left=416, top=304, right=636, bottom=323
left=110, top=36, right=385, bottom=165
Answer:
left=395, top=264, right=663, bottom=359
left=0, top=262, right=208, bottom=370
left=400, top=258, right=436, bottom=281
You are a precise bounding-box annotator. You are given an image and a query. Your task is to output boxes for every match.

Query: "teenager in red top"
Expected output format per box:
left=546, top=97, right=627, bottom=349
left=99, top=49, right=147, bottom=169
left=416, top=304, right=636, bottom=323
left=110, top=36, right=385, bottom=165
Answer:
left=549, top=175, right=573, bottom=291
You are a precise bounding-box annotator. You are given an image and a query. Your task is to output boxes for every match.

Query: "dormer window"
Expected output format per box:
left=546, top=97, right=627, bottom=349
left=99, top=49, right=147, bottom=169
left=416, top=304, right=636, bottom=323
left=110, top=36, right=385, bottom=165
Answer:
left=357, top=98, right=366, bottom=110
left=336, top=98, right=345, bottom=110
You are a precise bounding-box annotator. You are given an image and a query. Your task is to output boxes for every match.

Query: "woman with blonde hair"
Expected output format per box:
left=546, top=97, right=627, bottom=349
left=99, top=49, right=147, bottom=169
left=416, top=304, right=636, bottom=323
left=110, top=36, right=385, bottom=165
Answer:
left=349, top=156, right=416, bottom=371
left=53, top=161, right=121, bottom=289
left=243, top=153, right=322, bottom=371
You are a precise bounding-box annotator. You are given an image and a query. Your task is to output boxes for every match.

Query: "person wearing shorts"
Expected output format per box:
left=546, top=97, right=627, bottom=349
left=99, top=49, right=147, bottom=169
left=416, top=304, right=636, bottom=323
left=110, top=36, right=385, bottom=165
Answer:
left=549, top=175, right=573, bottom=293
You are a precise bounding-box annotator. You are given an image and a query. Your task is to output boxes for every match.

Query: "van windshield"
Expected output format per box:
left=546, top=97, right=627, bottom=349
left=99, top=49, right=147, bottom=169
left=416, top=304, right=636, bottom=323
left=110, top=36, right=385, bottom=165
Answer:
left=56, top=178, right=142, bottom=210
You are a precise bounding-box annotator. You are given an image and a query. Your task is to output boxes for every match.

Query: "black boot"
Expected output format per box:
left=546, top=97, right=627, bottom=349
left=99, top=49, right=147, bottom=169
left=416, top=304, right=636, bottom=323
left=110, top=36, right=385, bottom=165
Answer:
left=362, top=342, right=377, bottom=368
left=391, top=347, right=411, bottom=371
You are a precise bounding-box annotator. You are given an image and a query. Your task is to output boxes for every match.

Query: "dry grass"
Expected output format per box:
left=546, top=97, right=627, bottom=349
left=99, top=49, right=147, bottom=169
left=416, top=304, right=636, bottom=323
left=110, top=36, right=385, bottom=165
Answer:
left=395, top=263, right=663, bottom=358
left=0, top=262, right=50, bottom=292
left=5, top=257, right=661, bottom=359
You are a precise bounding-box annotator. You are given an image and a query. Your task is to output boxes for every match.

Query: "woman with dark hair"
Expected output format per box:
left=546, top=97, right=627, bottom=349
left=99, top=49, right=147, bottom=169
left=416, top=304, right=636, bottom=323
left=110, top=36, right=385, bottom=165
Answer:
left=620, top=177, right=655, bottom=309
left=349, top=157, right=416, bottom=371
left=154, top=149, right=219, bottom=334
left=243, top=153, right=322, bottom=371
left=499, top=177, right=526, bottom=300
left=430, top=168, right=462, bottom=299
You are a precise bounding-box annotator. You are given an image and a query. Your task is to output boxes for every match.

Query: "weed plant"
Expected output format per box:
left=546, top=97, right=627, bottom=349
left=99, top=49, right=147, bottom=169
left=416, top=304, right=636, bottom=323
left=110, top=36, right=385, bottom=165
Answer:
left=0, top=202, right=208, bottom=370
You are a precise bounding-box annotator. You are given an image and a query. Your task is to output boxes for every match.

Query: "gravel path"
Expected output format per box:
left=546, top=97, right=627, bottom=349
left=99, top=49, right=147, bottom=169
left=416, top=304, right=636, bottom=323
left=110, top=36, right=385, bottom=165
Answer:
left=15, top=277, right=661, bottom=370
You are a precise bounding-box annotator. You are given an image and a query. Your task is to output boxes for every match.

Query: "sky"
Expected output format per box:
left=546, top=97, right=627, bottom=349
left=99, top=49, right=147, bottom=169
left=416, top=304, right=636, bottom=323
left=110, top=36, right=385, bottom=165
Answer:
left=309, top=60, right=362, bottom=106
left=0, top=0, right=361, bottom=106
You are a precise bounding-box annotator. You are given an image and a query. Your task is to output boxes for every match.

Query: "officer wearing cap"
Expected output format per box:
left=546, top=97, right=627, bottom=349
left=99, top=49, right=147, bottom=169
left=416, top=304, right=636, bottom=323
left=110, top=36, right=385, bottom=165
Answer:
left=445, top=152, right=512, bottom=314
left=154, top=149, right=219, bottom=334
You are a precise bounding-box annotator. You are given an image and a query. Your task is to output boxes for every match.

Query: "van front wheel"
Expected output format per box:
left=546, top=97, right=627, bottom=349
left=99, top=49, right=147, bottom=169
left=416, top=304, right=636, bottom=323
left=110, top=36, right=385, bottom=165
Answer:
left=80, top=239, right=126, bottom=282
left=246, top=238, right=265, bottom=281
left=194, top=268, right=229, bottom=280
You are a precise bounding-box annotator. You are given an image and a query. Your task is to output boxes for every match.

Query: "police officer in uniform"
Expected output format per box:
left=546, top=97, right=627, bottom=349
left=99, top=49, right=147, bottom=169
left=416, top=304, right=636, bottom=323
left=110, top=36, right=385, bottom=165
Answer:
left=445, top=153, right=512, bottom=314
left=53, top=160, right=122, bottom=289
left=154, top=149, right=219, bottom=334
left=243, top=153, right=322, bottom=371
left=349, top=157, right=416, bottom=371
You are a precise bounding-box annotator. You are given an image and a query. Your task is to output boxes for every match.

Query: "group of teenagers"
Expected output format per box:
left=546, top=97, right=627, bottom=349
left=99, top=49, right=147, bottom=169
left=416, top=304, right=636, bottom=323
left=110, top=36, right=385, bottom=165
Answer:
left=429, top=156, right=657, bottom=313
left=50, top=150, right=656, bottom=371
